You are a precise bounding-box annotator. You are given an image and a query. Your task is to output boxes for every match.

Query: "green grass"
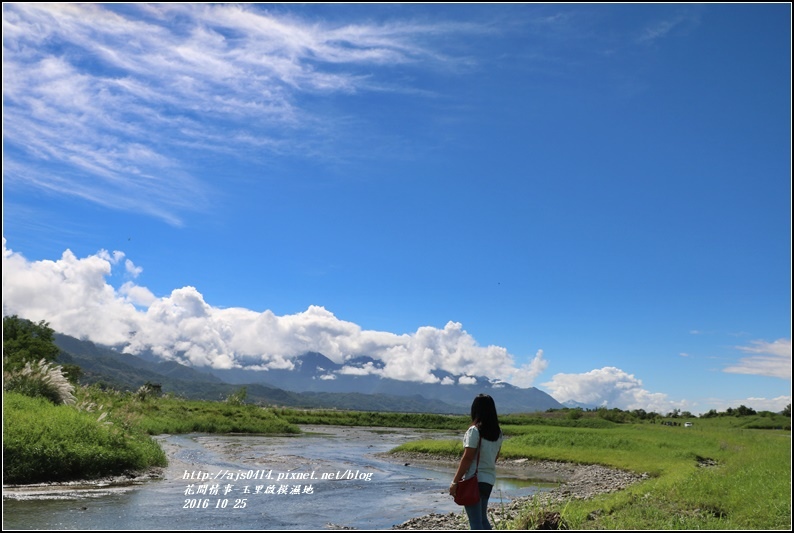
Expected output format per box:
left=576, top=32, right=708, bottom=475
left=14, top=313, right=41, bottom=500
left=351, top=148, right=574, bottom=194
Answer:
left=76, top=386, right=301, bottom=435
left=3, top=387, right=303, bottom=484
left=269, top=407, right=468, bottom=429
left=270, top=407, right=622, bottom=430
left=391, top=418, right=791, bottom=530
left=3, top=392, right=167, bottom=484
left=500, top=412, right=619, bottom=429
left=124, top=397, right=300, bottom=435
left=6, top=385, right=790, bottom=530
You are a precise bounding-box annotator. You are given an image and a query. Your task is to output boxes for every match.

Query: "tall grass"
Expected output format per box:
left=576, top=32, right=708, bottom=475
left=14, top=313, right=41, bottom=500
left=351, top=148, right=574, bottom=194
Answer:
left=4, top=387, right=303, bottom=484
left=3, top=392, right=167, bottom=484
left=77, top=386, right=301, bottom=435
left=3, top=359, right=76, bottom=405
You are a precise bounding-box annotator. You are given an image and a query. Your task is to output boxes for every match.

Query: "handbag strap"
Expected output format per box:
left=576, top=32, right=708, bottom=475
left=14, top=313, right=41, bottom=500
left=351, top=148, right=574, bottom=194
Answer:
left=472, top=426, right=482, bottom=476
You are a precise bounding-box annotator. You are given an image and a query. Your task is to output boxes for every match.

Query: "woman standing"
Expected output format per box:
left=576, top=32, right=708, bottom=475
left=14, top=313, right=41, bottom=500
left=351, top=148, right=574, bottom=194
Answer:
left=449, top=394, right=503, bottom=529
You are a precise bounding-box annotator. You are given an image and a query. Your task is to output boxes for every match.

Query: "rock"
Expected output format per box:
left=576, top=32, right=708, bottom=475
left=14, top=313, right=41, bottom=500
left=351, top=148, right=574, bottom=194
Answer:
left=390, top=458, right=648, bottom=530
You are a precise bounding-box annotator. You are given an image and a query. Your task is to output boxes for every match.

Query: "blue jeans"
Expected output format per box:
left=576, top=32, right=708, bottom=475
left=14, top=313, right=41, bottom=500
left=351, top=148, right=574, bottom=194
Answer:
left=464, top=482, right=493, bottom=530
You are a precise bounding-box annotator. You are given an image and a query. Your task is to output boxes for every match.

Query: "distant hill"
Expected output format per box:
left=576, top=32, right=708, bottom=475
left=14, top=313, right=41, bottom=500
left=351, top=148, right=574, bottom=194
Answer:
left=562, top=399, right=599, bottom=410
left=204, top=352, right=563, bottom=414
left=52, top=333, right=462, bottom=413
left=53, top=333, right=562, bottom=414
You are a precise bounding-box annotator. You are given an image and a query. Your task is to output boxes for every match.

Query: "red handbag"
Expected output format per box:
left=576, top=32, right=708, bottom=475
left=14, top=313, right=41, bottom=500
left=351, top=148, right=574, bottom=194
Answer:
left=454, top=434, right=482, bottom=506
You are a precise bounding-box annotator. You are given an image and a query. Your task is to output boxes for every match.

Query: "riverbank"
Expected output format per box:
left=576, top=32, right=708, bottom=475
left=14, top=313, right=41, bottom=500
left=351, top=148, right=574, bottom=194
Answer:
left=4, top=427, right=496, bottom=530
left=383, top=451, right=648, bottom=530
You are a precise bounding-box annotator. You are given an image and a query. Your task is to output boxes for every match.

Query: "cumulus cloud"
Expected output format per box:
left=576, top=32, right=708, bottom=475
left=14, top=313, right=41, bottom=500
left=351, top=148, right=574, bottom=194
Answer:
left=724, top=339, right=792, bottom=379
left=2, top=241, right=142, bottom=346
left=339, top=363, right=384, bottom=377
left=1, top=242, right=543, bottom=386
left=704, top=395, right=791, bottom=414
left=542, top=366, right=688, bottom=413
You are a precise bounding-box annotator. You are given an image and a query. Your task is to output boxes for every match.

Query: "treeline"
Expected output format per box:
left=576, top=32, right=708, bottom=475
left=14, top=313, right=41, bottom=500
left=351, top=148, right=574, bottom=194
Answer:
left=547, top=404, right=791, bottom=424
left=699, top=404, right=791, bottom=418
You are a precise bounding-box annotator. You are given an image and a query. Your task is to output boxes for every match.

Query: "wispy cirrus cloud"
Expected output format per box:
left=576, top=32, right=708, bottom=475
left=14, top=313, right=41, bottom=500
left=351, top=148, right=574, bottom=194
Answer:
left=2, top=4, right=478, bottom=225
left=723, top=339, right=792, bottom=379
left=635, top=11, right=701, bottom=44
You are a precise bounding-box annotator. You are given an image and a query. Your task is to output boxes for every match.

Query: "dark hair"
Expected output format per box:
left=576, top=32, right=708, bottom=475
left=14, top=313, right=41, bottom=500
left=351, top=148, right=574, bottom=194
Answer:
left=471, top=394, right=501, bottom=442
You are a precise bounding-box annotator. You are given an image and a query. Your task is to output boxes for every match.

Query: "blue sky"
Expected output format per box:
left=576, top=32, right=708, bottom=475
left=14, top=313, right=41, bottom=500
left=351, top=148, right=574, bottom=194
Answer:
left=2, top=3, right=790, bottom=415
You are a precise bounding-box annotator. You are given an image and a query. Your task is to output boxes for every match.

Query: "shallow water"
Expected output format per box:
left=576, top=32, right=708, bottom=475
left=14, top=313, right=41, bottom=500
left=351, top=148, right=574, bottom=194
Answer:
left=2, top=425, right=556, bottom=530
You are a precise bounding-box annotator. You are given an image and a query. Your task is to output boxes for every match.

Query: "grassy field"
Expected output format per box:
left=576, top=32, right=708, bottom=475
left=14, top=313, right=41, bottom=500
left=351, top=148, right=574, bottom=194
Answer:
left=5, top=384, right=790, bottom=530
left=391, top=416, right=791, bottom=530
left=3, top=387, right=301, bottom=484
left=3, top=392, right=167, bottom=484
left=270, top=406, right=468, bottom=429
left=77, top=387, right=301, bottom=435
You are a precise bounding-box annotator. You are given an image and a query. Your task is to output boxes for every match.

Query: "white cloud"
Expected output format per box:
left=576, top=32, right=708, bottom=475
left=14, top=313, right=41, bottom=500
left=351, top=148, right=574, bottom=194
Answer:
left=542, top=366, right=688, bottom=413
left=704, top=395, right=791, bottom=414
left=339, top=362, right=384, bottom=377
left=2, top=3, right=477, bottom=225
left=119, top=281, right=157, bottom=307
left=1, top=242, right=544, bottom=387
left=636, top=13, right=700, bottom=45
left=724, top=339, right=792, bottom=379
left=124, top=259, right=143, bottom=278
left=2, top=241, right=141, bottom=346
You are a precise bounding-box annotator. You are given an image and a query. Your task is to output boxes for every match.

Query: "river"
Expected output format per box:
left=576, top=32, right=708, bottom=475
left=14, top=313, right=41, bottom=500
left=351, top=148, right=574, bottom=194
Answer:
left=2, top=425, right=556, bottom=530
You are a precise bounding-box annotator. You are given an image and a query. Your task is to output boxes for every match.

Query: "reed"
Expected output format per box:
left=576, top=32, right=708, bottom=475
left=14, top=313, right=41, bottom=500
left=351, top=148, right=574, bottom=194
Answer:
left=3, top=392, right=166, bottom=484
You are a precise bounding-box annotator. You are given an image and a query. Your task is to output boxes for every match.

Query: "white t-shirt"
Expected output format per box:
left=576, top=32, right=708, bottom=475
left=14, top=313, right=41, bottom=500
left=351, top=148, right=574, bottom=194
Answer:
left=462, top=425, right=503, bottom=486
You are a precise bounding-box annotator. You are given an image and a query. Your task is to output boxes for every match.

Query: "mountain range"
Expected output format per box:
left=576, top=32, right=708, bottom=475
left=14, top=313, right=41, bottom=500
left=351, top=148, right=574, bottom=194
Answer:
left=53, top=332, right=563, bottom=414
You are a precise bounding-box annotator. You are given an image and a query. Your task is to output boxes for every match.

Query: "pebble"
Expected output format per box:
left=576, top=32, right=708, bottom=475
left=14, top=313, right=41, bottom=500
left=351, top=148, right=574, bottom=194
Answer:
left=387, top=454, right=648, bottom=530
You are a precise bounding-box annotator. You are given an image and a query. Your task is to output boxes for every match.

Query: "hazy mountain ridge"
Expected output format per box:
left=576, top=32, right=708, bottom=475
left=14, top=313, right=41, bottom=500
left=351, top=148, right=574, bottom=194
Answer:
left=53, top=334, right=460, bottom=412
left=53, top=333, right=562, bottom=414
left=205, top=352, right=563, bottom=413
left=562, top=399, right=600, bottom=410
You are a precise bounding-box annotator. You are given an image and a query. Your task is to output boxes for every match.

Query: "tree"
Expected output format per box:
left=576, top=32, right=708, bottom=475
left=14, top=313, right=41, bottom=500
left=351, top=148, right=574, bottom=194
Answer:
left=3, top=315, right=60, bottom=372
left=782, top=404, right=791, bottom=417
left=735, top=405, right=756, bottom=416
